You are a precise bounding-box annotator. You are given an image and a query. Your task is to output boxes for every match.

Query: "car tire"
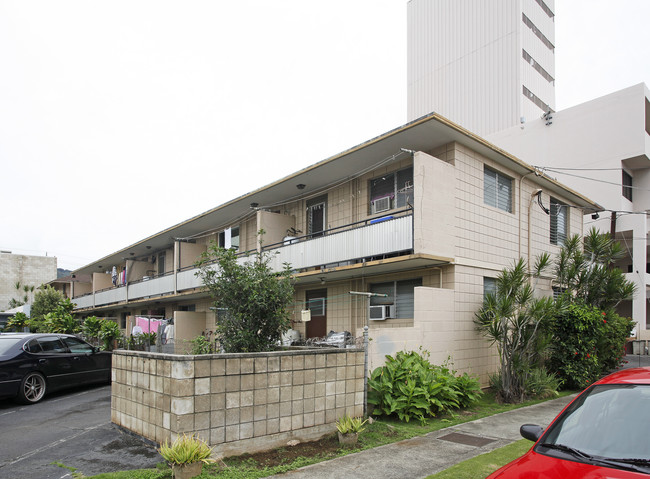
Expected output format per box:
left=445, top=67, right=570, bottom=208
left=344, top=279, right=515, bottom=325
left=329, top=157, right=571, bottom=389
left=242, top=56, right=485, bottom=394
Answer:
left=17, top=372, right=47, bottom=404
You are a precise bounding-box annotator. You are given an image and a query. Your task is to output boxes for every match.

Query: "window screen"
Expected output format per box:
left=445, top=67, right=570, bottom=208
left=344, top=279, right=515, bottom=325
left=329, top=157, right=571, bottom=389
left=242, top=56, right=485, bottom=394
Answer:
left=484, top=277, right=497, bottom=298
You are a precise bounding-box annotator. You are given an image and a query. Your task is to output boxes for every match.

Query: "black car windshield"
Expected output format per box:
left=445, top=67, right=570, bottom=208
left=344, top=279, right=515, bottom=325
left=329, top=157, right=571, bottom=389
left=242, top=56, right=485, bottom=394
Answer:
left=0, top=336, right=23, bottom=355
left=539, top=384, right=650, bottom=463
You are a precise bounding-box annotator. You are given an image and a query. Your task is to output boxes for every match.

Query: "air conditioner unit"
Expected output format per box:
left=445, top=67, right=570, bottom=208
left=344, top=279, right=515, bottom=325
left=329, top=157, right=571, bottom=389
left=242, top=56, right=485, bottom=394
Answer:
left=369, top=305, right=394, bottom=321
left=371, top=196, right=391, bottom=214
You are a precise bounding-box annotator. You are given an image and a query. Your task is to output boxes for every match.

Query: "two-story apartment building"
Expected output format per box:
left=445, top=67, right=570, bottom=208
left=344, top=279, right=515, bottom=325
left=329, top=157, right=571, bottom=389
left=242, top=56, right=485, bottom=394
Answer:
left=63, top=113, right=597, bottom=381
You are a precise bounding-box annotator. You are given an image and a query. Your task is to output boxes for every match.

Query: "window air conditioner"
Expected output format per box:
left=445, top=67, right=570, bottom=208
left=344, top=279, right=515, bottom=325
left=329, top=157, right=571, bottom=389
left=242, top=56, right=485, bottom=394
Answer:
left=369, top=305, right=394, bottom=321
left=371, top=196, right=391, bottom=214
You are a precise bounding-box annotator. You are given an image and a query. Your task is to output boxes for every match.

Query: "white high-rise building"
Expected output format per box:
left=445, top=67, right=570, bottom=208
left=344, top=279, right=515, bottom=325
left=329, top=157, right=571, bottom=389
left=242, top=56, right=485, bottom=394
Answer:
left=407, top=0, right=556, bottom=136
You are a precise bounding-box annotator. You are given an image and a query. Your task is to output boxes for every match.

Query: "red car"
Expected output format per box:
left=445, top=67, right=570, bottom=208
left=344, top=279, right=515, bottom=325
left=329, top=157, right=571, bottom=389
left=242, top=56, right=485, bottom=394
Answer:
left=488, top=367, right=650, bottom=478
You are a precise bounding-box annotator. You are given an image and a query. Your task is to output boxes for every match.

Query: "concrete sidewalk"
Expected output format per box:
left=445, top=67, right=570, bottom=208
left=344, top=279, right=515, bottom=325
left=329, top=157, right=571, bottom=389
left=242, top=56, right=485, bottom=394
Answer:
left=270, top=394, right=576, bottom=479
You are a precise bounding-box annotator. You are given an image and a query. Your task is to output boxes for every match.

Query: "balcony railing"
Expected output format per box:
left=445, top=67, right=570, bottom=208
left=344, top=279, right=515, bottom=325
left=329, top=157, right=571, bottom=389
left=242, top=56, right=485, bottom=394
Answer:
left=73, top=212, right=413, bottom=309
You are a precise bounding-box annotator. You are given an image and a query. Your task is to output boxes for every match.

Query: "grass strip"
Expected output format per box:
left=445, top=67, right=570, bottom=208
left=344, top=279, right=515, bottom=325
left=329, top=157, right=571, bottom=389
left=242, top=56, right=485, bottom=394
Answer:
left=426, top=439, right=532, bottom=479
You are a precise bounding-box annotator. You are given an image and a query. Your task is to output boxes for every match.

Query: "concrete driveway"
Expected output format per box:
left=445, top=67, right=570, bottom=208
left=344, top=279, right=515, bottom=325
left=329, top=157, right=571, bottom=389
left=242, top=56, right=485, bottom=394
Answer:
left=0, top=384, right=161, bottom=479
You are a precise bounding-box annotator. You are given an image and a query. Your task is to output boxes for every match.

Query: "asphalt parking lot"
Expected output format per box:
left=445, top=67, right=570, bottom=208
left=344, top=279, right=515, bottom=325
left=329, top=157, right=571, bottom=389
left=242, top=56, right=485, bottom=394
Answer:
left=0, top=384, right=161, bottom=479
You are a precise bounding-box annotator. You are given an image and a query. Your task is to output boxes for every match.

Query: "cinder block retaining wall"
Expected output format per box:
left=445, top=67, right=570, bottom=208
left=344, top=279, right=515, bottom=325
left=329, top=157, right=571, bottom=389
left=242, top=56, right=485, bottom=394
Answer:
left=111, top=348, right=365, bottom=456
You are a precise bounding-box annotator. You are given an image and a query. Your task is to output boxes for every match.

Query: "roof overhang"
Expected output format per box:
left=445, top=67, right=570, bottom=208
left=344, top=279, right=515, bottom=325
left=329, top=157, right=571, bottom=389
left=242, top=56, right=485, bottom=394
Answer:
left=73, top=112, right=601, bottom=276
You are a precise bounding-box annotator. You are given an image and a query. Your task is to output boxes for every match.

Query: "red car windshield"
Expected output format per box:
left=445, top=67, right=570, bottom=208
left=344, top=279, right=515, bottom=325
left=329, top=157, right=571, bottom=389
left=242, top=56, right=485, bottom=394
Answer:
left=538, top=384, right=650, bottom=470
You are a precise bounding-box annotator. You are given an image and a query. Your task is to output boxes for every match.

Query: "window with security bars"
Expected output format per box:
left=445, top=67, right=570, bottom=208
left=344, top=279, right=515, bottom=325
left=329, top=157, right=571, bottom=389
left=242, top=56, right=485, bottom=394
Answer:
left=369, top=278, right=422, bottom=318
left=550, top=198, right=568, bottom=245
left=622, top=171, right=633, bottom=201
left=484, top=166, right=513, bottom=213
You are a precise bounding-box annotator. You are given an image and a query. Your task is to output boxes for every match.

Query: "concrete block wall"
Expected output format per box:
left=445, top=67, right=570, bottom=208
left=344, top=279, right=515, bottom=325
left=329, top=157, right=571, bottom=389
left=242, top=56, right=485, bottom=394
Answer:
left=0, top=253, right=57, bottom=311
left=111, top=348, right=365, bottom=457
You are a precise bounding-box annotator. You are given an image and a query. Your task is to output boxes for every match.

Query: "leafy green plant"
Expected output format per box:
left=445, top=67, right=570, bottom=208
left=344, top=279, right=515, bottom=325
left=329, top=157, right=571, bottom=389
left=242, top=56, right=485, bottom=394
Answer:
left=190, top=335, right=214, bottom=355
left=336, top=415, right=368, bottom=434
left=43, top=300, right=80, bottom=334
left=158, top=433, right=214, bottom=466
left=6, top=312, right=29, bottom=331
left=195, top=230, right=295, bottom=353
left=523, top=367, right=561, bottom=399
left=82, top=316, right=103, bottom=342
left=368, top=349, right=482, bottom=425
left=547, top=303, right=632, bottom=389
left=99, top=320, right=122, bottom=351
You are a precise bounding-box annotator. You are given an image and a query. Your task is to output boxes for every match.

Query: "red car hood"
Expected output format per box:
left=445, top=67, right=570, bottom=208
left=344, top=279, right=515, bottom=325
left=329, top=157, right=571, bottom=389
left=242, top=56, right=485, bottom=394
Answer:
left=489, top=450, right=650, bottom=478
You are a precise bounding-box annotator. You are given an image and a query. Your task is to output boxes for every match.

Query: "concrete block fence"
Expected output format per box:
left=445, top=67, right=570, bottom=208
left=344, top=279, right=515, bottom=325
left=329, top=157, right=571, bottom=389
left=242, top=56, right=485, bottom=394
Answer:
left=111, top=348, right=365, bottom=457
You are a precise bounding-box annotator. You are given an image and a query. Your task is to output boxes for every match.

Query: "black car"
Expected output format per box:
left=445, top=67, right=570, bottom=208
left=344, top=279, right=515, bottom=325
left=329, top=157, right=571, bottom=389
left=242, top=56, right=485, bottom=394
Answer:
left=0, top=333, right=111, bottom=404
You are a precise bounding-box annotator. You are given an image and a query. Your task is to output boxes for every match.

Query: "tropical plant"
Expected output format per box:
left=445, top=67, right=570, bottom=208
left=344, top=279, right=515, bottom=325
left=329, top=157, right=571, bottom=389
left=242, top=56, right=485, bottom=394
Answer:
left=474, top=255, right=557, bottom=403
left=99, top=320, right=122, bottom=351
left=368, top=349, right=481, bottom=425
left=82, top=316, right=104, bottom=343
left=553, top=229, right=636, bottom=310
left=42, top=299, right=79, bottom=334
left=158, top=434, right=214, bottom=466
left=6, top=312, right=29, bottom=331
left=194, top=230, right=295, bottom=353
left=335, top=415, right=368, bottom=434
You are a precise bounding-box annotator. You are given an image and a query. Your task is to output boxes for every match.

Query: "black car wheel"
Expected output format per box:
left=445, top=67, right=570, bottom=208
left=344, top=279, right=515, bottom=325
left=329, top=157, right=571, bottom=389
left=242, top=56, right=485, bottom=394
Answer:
left=17, top=372, right=46, bottom=404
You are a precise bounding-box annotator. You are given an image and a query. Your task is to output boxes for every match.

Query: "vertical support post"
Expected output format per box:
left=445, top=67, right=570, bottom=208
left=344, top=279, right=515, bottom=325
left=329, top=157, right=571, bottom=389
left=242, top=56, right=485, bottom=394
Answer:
left=363, top=325, right=369, bottom=417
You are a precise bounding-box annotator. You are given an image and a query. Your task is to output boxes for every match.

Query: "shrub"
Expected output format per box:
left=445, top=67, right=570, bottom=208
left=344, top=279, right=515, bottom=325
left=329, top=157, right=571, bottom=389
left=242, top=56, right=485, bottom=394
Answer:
left=6, top=312, right=29, bottom=331
left=195, top=232, right=295, bottom=353
left=190, top=335, right=214, bottom=355
left=547, top=302, right=632, bottom=389
left=335, top=415, right=368, bottom=434
left=524, top=367, right=561, bottom=399
left=82, top=316, right=103, bottom=343
left=368, top=349, right=481, bottom=425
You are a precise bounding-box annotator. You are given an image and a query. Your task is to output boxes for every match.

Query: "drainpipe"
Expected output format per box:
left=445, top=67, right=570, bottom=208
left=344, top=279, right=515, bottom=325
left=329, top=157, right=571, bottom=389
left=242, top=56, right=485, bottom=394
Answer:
left=518, top=171, right=536, bottom=259
left=528, top=189, right=543, bottom=275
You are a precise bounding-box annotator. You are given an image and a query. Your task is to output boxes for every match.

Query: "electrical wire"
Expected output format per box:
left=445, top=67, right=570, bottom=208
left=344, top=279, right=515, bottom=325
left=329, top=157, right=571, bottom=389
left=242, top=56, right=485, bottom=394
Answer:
left=535, top=167, right=650, bottom=192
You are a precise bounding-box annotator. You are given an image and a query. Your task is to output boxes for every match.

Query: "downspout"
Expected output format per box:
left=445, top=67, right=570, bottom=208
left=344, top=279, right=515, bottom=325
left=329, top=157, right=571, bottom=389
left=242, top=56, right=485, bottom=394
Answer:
left=518, top=171, right=537, bottom=259
left=528, top=189, right=543, bottom=276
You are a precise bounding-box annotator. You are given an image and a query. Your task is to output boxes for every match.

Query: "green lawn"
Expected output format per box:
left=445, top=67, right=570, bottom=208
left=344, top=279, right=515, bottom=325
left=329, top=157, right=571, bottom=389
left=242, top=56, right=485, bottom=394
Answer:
left=426, top=439, right=532, bottom=479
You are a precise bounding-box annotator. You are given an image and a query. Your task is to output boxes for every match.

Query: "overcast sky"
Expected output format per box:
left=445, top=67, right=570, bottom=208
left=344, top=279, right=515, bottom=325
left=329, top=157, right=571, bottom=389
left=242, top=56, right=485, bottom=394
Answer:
left=1, top=0, right=649, bottom=271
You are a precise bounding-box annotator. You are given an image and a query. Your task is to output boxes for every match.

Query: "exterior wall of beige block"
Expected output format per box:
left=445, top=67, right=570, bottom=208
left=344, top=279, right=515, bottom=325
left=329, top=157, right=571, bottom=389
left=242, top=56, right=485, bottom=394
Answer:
left=0, top=252, right=57, bottom=311
left=111, top=348, right=365, bottom=457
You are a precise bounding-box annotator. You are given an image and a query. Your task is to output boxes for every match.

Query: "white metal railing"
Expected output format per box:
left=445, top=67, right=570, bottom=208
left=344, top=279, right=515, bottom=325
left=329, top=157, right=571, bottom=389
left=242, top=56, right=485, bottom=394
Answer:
left=72, top=294, right=94, bottom=309
left=128, top=275, right=175, bottom=300
left=267, top=215, right=413, bottom=271
left=73, top=216, right=413, bottom=308
left=94, top=287, right=127, bottom=305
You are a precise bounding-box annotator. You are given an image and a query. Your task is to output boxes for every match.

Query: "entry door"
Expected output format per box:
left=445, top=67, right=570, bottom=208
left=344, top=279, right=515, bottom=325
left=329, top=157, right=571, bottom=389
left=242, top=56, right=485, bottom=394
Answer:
left=305, top=289, right=327, bottom=339
left=307, top=196, right=327, bottom=238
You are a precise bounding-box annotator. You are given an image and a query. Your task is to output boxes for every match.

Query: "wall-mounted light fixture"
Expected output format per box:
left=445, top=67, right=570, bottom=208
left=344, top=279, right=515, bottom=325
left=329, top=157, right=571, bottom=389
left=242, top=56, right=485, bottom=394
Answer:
left=250, top=202, right=259, bottom=208
left=592, top=213, right=600, bottom=220
left=297, top=184, right=306, bottom=190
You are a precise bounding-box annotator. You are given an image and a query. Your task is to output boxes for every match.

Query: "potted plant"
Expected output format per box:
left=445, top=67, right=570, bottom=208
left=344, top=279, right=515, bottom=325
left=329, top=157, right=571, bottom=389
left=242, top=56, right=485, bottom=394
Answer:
left=336, top=414, right=368, bottom=446
left=158, top=433, right=214, bottom=479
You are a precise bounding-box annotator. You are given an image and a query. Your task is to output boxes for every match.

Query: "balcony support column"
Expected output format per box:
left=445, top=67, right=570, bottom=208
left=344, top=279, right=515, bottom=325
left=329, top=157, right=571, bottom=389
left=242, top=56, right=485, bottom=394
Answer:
left=174, top=241, right=180, bottom=294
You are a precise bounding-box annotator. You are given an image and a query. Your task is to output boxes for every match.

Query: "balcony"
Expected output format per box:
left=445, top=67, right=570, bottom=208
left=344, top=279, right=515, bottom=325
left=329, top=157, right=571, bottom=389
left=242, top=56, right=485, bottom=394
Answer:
left=72, top=213, right=414, bottom=310
left=265, top=213, right=413, bottom=272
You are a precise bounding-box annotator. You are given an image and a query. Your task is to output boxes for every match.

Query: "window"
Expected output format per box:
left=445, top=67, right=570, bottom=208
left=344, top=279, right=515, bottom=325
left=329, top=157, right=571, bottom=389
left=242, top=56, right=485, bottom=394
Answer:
left=62, top=337, right=94, bottom=353
left=307, top=195, right=327, bottom=237
left=622, top=171, right=633, bottom=201
left=550, top=198, right=568, bottom=245
left=37, top=337, right=68, bottom=353
left=484, top=167, right=513, bottom=213
left=484, top=277, right=497, bottom=298
left=179, top=304, right=196, bottom=312
left=370, top=278, right=422, bottom=319
left=157, top=252, right=166, bottom=275
left=218, top=226, right=240, bottom=250
left=369, top=167, right=414, bottom=214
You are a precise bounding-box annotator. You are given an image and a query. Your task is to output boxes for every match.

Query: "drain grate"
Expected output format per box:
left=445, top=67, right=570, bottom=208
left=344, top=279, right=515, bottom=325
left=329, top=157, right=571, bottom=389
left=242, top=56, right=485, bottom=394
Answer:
left=438, top=432, right=496, bottom=447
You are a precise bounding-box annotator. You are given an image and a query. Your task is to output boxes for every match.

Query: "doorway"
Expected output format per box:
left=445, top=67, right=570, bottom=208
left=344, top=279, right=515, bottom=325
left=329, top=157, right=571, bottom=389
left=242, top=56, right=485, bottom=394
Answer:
left=307, top=195, right=327, bottom=238
left=305, top=289, right=327, bottom=338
